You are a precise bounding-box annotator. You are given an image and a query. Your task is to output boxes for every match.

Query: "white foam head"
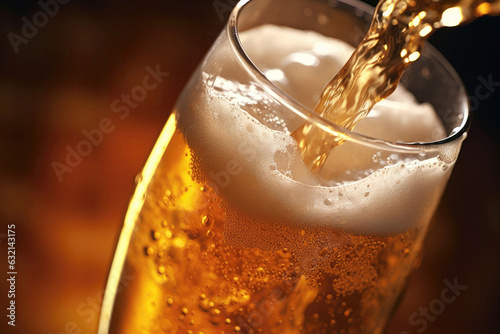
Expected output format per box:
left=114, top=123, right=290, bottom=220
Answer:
left=178, top=25, right=454, bottom=235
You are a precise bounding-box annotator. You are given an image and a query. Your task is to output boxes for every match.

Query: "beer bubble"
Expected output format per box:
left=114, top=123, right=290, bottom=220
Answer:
left=199, top=300, right=211, bottom=312
left=206, top=230, right=214, bottom=238
left=151, top=230, right=161, bottom=241
left=144, top=246, right=154, bottom=256
left=234, top=326, right=241, bottom=332
left=364, top=191, right=370, bottom=197
left=166, top=297, right=174, bottom=306
left=165, top=230, right=173, bottom=239
left=158, top=266, right=165, bottom=274
left=442, top=164, right=449, bottom=171
left=182, top=307, right=189, bottom=315
left=225, top=318, right=232, bottom=324
left=173, top=237, right=186, bottom=248
left=324, top=198, right=332, bottom=206
left=202, top=214, right=214, bottom=228
left=372, top=155, right=379, bottom=163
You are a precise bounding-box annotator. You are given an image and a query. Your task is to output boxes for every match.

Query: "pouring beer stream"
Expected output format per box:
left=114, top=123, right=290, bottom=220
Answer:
left=293, top=0, right=500, bottom=173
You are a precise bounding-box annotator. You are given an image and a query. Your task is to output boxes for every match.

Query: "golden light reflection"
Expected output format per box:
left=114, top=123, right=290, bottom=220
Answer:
left=440, top=7, right=464, bottom=27
left=475, top=2, right=491, bottom=16
left=408, top=51, right=420, bottom=62
left=383, top=3, right=395, bottom=17
left=411, top=15, right=421, bottom=26
left=97, top=113, right=177, bottom=334
left=419, top=24, right=433, bottom=37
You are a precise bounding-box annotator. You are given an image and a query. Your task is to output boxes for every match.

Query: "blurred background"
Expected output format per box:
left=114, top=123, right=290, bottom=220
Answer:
left=0, top=0, right=498, bottom=333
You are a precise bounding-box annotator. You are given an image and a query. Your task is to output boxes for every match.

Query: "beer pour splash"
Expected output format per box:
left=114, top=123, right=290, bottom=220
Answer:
left=292, top=0, right=500, bottom=173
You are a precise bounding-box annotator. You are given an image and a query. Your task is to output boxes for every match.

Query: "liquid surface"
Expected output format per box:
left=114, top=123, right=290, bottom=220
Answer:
left=293, top=0, right=499, bottom=172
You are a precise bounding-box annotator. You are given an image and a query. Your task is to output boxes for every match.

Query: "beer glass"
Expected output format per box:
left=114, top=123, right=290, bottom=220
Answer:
left=98, top=0, right=470, bottom=333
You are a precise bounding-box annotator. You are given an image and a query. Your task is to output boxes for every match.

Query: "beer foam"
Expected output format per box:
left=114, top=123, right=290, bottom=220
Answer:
left=178, top=25, right=454, bottom=235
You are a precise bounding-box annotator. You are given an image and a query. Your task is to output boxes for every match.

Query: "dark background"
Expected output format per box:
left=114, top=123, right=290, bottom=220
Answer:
left=0, top=0, right=498, bottom=333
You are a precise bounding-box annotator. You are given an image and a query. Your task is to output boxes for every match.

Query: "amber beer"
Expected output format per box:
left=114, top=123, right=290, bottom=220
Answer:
left=106, top=124, right=431, bottom=334
left=99, top=0, right=470, bottom=333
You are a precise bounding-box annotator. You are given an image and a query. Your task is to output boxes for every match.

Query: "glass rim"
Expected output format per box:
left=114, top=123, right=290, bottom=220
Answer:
left=227, top=0, right=471, bottom=154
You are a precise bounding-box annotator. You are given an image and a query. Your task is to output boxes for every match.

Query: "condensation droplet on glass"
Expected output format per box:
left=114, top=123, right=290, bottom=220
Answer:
left=317, top=13, right=328, bottom=25
left=421, top=66, right=431, bottom=79
left=246, top=123, right=254, bottom=133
